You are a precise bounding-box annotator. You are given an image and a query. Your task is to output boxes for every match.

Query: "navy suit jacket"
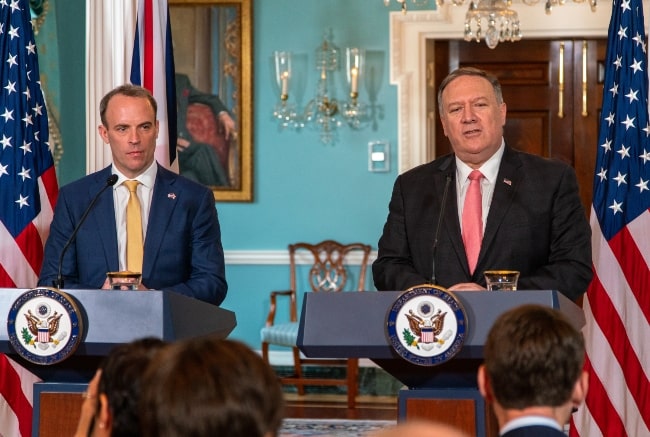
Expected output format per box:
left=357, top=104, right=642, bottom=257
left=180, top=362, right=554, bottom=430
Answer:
left=38, top=165, right=227, bottom=305
left=372, top=146, right=592, bottom=301
left=501, top=425, right=567, bottom=437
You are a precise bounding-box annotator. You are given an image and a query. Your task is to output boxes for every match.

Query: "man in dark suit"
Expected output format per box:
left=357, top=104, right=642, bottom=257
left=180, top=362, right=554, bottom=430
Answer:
left=39, top=84, right=227, bottom=305
left=372, top=67, right=591, bottom=301
left=478, top=304, right=589, bottom=436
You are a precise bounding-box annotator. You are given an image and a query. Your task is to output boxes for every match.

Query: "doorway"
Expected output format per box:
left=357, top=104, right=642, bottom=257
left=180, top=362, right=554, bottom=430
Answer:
left=428, top=39, right=607, bottom=213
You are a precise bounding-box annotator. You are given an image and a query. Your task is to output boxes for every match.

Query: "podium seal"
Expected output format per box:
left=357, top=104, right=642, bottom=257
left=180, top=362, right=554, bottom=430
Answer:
left=386, top=284, right=467, bottom=366
left=7, top=287, right=83, bottom=365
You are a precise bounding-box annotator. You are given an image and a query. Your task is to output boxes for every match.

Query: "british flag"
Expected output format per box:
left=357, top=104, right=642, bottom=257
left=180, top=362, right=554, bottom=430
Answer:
left=130, top=0, right=177, bottom=169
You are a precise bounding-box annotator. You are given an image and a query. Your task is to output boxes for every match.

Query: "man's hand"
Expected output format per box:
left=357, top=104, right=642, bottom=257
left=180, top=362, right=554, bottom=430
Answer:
left=73, top=370, right=101, bottom=437
left=177, top=137, right=191, bottom=151
left=218, top=112, right=236, bottom=140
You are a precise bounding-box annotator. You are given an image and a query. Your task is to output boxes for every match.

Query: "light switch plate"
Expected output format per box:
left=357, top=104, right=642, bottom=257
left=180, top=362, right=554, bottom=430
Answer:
left=368, top=140, right=390, bottom=172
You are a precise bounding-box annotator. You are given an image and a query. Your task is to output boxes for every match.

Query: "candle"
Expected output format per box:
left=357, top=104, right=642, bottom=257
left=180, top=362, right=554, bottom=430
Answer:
left=350, top=67, right=358, bottom=95
left=281, top=71, right=289, bottom=96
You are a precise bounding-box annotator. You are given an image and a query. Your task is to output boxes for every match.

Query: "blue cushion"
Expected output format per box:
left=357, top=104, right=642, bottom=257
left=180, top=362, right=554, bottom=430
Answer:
left=261, top=322, right=299, bottom=347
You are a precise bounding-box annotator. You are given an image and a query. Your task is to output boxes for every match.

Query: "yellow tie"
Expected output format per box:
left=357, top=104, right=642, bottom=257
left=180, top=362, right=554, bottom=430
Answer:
left=124, top=180, right=143, bottom=273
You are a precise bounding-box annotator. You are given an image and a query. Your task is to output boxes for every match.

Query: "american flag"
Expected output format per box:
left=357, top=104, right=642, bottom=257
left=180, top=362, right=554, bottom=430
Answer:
left=0, top=1, right=58, bottom=290
left=0, top=354, right=41, bottom=437
left=0, top=0, right=56, bottom=434
left=570, top=0, right=650, bottom=434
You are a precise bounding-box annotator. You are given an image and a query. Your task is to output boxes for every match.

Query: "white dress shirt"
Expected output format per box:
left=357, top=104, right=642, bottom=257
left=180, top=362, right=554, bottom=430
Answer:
left=500, top=415, right=563, bottom=435
left=111, top=162, right=157, bottom=271
left=456, top=140, right=505, bottom=233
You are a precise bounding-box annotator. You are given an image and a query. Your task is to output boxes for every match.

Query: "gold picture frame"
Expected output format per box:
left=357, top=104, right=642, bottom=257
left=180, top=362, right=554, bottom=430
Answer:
left=169, top=0, right=252, bottom=202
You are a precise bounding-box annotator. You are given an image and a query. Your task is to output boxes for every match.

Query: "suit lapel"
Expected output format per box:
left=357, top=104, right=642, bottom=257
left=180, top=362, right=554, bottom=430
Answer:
left=143, top=166, right=180, bottom=277
left=90, top=168, right=120, bottom=272
left=435, top=157, right=469, bottom=274
left=477, top=147, right=522, bottom=272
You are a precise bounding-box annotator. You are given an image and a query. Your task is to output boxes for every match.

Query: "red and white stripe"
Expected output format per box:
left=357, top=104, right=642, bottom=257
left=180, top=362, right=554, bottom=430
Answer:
left=0, top=355, right=41, bottom=437
left=420, top=329, right=434, bottom=344
left=570, top=208, right=650, bottom=437
left=0, top=167, right=57, bottom=288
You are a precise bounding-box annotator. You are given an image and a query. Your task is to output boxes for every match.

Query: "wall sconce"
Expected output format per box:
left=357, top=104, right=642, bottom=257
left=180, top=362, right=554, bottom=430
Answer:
left=272, top=31, right=369, bottom=144
left=342, top=47, right=368, bottom=129
left=273, top=51, right=301, bottom=129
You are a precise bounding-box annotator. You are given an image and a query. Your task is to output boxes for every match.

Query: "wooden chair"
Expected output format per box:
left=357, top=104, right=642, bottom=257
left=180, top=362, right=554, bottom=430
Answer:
left=260, top=240, right=372, bottom=409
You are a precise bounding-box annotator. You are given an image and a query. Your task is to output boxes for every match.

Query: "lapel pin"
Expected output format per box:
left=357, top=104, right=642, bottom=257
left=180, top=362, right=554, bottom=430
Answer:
left=503, top=178, right=512, bottom=186
left=168, top=193, right=176, bottom=200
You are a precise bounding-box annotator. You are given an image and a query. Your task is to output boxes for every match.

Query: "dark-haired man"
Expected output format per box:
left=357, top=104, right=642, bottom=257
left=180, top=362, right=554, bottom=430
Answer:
left=478, top=304, right=589, bottom=436
left=373, top=67, right=592, bottom=301
left=39, top=84, right=227, bottom=305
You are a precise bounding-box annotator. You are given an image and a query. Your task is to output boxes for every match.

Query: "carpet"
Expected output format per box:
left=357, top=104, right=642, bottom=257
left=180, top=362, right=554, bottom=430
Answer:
left=280, top=419, right=396, bottom=436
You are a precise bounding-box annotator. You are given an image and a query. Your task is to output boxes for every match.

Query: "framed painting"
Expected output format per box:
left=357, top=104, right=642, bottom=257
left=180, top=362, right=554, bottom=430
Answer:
left=169, top=0, right=252, bottom=202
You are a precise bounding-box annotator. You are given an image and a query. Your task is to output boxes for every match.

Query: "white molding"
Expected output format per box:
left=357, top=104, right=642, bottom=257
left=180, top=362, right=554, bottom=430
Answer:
left=389, top=2, right=646, bottom=173
left=224, top=250, right=378, bottom=265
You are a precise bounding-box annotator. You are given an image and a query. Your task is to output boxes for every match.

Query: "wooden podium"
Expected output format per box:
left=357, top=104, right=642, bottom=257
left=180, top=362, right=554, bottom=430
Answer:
left=297, top=290, right=583, bottom=437
left=0, top=288, right=236, bottom=436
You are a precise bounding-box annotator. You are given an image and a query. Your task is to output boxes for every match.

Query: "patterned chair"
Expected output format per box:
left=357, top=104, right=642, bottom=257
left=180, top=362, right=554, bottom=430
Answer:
left=260, top=240, right=372, bottom=409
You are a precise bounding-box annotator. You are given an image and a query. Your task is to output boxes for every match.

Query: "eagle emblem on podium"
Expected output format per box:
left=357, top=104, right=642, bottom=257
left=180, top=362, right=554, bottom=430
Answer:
left=6, top=288, right=83, bottom=365
left=405, top=306, right=449, bottom=349
left=23, top=306, right=66, bottom=348
left=386, top=284, right=467, bottom=366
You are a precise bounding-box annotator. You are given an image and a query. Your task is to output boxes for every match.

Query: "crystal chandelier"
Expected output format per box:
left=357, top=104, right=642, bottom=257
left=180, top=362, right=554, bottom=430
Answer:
left=272, top=31, right=368, bottom=144
left=464, top=0, right=522, bottom=49
left=384, top=0, right=597, bottom=48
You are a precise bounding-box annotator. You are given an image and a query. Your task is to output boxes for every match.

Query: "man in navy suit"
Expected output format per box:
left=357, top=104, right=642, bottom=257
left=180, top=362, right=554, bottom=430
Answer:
left=39, top=84, right=227, bottom=305
left=373, top=67, right=591, bottom=301
left=478, top=304, right=589, bottom=436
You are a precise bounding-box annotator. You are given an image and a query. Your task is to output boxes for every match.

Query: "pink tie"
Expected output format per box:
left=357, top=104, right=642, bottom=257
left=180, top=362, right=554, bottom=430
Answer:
left=462, top=170, right=483, bottom=274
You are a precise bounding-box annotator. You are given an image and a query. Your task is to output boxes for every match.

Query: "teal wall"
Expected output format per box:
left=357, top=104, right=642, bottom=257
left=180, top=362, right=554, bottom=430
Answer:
left=48, top=0, right=405, bottom=350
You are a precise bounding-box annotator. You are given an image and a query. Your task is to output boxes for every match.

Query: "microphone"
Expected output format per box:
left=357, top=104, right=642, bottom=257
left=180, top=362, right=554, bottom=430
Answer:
left=53, top=174, right=119, bottom=289
left=431, top=174, right=452, bottom=285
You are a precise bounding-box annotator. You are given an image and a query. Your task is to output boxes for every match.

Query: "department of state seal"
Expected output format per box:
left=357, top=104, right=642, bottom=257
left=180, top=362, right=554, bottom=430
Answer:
left=7, top=287, right=83, bottom=365
left=386, top=284, right=467, bottom=366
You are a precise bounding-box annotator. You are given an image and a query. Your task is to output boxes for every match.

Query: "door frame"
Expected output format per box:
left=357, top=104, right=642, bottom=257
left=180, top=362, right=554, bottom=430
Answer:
left=388, top=2, right=629, bottom=173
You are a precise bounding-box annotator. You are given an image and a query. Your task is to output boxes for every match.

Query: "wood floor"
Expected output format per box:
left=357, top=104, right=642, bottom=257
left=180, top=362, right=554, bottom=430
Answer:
left=283, top=393, right=398, bottom=421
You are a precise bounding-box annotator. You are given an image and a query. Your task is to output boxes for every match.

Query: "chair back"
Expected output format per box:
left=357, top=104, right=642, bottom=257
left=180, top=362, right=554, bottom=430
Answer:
left=261, top=240, right=371, bottom=409
left=289, top=240, right=371, bottom=293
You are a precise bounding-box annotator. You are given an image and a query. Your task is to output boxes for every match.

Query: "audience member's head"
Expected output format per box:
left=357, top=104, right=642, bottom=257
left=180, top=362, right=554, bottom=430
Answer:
left=139, top=337, right=284, bottom=437
left=368, top=419, right=470, bottom=437
left=478, top=304, right=589, bottom=429
left=74, top=337, right=167, bottom=437
left=98, top=337, right=167, bottom=436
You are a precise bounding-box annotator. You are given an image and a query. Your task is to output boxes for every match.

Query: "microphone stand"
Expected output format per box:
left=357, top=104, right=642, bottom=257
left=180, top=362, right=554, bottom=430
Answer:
left=431, top=174, right=452, bottom=285
left=54, top=175, right=119, bottom=289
